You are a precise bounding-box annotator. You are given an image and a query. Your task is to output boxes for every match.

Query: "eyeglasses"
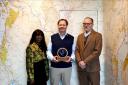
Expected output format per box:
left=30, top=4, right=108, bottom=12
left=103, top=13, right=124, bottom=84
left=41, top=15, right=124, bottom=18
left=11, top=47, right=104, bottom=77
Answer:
left=83, top=23, right=92, bottom=25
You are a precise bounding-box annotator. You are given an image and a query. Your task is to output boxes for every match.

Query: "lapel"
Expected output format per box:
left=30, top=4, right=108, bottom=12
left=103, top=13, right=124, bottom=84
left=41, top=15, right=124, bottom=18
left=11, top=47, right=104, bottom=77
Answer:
left=84, top=30, right=95, bottom=48
left=81, top=33, right=85, bottom=48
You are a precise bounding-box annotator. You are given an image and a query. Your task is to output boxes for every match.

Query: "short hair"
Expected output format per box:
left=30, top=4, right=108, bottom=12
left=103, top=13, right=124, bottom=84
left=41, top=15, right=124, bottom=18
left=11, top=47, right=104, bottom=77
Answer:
left=57, top=19, right=68, bottom=26
left=84, top=17, right=94, bottom=23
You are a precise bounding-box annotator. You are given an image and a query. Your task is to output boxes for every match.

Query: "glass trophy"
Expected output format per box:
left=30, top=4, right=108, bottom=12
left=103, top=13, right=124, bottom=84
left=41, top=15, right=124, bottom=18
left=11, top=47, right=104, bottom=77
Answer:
left=57, top=48, right=69, bottom=62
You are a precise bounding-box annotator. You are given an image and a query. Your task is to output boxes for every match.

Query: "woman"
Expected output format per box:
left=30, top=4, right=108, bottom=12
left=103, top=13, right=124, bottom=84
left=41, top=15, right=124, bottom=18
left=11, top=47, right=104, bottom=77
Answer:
left=26, top=29, right=49, bottom=85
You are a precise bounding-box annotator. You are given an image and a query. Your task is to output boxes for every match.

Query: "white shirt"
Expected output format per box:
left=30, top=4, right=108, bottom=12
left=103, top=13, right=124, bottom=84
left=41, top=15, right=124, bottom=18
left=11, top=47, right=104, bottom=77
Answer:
left=84, top=31, right=91, bottom=37
left=47, top=33, right=76, bottom=61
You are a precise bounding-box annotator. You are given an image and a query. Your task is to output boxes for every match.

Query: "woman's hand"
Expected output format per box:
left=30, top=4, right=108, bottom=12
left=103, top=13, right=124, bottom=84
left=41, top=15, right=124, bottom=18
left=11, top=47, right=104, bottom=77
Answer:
left=30, top=80, right=35, bottom=85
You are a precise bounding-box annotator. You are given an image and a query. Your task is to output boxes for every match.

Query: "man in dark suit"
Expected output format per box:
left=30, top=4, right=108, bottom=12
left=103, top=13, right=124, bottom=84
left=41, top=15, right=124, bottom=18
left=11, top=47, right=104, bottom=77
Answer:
left=75, top=17, right=102, bottom=85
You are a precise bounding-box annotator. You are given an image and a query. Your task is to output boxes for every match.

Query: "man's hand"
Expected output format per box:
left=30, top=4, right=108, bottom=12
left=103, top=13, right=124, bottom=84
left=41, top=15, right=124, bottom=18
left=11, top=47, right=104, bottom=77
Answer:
left=79, top=61, right=86, bottom=69
left=52, top=56, right=59, bottom=62
left=65, top=56, right=72, bottom=63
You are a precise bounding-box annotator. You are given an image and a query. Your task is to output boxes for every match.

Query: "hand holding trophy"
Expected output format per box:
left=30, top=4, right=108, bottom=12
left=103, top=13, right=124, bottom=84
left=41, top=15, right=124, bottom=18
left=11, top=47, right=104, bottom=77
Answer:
left=56, top=48, right=69, bottom=62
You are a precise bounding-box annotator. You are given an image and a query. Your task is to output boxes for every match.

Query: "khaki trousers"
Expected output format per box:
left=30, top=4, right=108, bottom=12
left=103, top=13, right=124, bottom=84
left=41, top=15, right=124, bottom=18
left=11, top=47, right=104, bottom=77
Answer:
left=50, top=67, right=72, bottom=85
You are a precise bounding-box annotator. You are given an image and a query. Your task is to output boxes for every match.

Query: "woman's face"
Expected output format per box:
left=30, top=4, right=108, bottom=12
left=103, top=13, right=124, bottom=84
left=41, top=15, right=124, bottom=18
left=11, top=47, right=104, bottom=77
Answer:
left=35, top=35, right=43, bottom=43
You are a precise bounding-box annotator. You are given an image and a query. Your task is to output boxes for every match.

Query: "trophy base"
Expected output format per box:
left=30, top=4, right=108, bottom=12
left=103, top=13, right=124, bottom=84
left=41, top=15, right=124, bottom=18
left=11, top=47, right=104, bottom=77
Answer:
left=56, top=56, right=69, bottom=62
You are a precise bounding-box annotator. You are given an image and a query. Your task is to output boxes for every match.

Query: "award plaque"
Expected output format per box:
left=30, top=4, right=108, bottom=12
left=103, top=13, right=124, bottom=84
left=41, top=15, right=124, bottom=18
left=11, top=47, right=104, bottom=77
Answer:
left=57, top=48, right=69, bottom=62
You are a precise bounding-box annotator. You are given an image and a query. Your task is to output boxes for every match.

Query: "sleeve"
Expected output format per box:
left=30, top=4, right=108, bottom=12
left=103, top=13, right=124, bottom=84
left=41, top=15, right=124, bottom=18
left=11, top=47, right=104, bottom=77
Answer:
left=44, top=58, right=49, bottom=81
left=47, top=38, right=54, bottom=61
left=26, top=47, right=34, bottom=81
left=75, top=36, right=82, bottom=63
left=70, top=39, right=76, bottom=61
left=84, top=33, right=102, bottom=63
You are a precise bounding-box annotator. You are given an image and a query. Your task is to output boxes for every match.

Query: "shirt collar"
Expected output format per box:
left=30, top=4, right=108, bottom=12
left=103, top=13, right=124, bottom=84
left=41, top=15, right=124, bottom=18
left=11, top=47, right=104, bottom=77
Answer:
left=84, top=31, right=91, bottom=37
left=59, top=32, right=67, bottom=40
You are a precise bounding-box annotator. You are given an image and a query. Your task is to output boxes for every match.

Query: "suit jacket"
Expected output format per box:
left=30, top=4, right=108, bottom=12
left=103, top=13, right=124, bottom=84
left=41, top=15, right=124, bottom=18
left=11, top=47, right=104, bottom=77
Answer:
left=75, top=30, right=102, bottom=72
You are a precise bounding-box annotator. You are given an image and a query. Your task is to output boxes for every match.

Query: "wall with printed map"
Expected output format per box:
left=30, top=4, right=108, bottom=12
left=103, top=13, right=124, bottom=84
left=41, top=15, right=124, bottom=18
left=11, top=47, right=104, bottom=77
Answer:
left=0, top=0, right=127, bottom=85
left=103, top=0, right=128, bottom=85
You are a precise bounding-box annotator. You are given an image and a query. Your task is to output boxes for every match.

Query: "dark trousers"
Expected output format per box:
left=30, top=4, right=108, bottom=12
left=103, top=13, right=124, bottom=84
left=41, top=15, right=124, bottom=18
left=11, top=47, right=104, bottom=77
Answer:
left=27, top=60, right=47, bottom=85
left=78, top=71, right=100, bottom=85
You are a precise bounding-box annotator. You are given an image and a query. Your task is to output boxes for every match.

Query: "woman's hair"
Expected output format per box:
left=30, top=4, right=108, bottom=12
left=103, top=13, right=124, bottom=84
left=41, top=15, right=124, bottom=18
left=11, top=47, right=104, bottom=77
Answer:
left=29, top=29, right=47, bottom=52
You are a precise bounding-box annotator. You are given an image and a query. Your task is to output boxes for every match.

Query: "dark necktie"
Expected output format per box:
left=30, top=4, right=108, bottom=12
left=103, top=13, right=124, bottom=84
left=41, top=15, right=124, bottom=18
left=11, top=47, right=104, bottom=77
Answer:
left=84, top=35, right=89, bottom=46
